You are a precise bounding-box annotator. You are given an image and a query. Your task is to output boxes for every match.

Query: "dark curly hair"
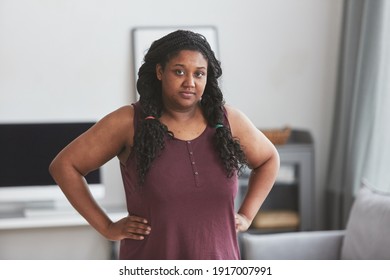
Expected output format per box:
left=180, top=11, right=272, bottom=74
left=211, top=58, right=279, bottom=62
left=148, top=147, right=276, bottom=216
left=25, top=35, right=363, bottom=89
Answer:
left=133, top=29, right=247, bottom=184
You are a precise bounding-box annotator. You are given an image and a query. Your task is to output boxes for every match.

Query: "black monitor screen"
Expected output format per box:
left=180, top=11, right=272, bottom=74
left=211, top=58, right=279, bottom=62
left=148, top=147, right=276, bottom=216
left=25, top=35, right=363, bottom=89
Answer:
left=0, top=123, right=100, bottom=187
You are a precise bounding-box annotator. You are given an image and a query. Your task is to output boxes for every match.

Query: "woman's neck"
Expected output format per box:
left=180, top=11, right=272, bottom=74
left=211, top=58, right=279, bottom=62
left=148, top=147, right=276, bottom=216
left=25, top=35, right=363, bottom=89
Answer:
left=160, top=103, right=207, bottom=141
left=161, top=102, right=203, bottom=123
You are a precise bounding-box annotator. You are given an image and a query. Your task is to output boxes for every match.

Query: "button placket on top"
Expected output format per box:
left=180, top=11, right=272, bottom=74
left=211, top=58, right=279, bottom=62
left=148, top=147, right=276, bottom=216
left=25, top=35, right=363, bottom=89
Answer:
left=186, top=140, right=201, bottom=187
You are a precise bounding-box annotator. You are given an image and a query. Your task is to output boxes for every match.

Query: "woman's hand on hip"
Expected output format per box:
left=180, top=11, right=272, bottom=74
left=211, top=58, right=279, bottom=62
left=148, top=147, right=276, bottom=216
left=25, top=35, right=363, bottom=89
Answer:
left=106, top=215, right=151, bottom=241
left=235, top=213, right=251, bottom=232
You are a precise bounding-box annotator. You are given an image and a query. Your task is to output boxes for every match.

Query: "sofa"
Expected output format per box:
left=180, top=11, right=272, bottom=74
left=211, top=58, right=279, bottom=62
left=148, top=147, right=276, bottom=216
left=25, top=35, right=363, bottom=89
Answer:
left=240, top=180, right=390, bottom=260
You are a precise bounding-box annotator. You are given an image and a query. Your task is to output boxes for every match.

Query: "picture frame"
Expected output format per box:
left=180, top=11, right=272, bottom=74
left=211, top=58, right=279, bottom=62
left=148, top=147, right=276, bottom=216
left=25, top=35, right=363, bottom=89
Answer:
left=131, top=26, right=219, bottom=98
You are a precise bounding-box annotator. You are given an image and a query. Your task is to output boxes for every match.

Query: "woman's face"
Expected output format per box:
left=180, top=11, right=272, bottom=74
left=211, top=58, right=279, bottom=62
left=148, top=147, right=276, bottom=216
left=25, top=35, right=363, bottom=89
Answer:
left=156, top=50, right=208, bottom=111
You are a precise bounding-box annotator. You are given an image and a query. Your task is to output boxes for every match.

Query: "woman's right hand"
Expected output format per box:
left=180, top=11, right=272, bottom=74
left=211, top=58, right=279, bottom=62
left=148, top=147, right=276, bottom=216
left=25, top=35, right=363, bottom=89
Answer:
left=105, top=215, right=151, bottom=241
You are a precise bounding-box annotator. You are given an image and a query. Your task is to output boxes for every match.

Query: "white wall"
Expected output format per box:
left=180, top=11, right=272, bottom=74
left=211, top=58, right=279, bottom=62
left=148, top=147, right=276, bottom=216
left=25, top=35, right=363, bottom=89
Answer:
left=0, top=0, right=344, bottom=229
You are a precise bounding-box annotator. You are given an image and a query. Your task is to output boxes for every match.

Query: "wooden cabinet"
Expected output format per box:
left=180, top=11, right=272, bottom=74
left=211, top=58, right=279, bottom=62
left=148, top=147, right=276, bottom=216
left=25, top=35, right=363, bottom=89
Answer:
left=236, top=130, right=314, bottom=233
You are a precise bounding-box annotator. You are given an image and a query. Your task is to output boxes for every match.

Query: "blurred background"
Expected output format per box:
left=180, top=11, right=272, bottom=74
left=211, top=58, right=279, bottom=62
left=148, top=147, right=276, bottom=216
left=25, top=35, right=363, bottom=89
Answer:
left=1, top=0, right=388, bottom=259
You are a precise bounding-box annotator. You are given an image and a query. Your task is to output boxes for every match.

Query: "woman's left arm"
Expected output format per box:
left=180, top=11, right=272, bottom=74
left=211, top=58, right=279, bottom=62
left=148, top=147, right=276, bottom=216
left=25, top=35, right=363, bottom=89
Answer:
left=225, top=105, right=280, bottom=232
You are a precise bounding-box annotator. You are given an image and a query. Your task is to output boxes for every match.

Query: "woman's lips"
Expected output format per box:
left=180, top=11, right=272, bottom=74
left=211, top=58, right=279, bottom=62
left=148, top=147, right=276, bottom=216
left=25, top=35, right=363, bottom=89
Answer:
left=179, top=91, right=195, bottom=98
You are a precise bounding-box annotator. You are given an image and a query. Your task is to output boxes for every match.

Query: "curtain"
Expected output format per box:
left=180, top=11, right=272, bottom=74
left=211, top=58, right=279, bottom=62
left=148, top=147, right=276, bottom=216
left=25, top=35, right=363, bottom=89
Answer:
left=326, top=0, right=390, bottom=229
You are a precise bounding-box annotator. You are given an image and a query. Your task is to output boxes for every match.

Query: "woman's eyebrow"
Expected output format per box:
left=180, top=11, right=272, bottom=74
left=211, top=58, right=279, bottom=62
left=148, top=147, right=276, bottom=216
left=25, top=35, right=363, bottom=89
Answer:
left=173, top=63, right=207, bottom=70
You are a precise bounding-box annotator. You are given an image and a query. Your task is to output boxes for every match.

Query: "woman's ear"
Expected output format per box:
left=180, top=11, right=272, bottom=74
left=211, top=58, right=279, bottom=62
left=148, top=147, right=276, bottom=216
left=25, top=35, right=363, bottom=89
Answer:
left=156, top=64, right=163, bottom=81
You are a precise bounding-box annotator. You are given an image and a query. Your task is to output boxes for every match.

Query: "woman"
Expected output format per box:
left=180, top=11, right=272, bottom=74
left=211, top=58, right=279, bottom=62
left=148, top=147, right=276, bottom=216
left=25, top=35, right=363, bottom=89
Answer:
left=49, top=30, right=279, bottom=259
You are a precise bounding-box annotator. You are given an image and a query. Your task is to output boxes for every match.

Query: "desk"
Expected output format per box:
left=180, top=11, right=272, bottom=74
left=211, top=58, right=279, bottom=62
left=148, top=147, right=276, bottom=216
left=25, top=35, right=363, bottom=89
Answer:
left=0, top=208, right=127, bottom=260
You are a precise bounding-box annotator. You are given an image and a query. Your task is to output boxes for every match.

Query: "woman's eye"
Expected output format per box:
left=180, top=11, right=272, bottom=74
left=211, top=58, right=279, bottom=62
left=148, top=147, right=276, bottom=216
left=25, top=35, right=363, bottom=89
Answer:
left=175, top=69, right=185, bottom=75
left=195, top=72, right=205, bottom=78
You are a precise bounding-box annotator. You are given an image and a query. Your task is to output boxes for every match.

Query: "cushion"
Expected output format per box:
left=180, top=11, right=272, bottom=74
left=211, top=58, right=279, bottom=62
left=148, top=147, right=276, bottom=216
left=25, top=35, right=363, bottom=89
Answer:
left=240, top=230, right=345, bottom=260
left=341, top=180, right=390, bottom=259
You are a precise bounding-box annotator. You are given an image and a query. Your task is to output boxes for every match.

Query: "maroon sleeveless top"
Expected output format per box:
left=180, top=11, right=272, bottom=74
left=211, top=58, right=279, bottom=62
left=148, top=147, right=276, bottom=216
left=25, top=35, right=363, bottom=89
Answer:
left=119, top=102, right=240, bottom=259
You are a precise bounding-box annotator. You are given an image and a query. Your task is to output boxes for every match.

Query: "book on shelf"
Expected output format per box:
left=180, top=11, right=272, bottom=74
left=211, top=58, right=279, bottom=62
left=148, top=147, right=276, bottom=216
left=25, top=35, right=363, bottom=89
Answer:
left=251, top=210, right=300, bottom=230
left=275, top=164, right=296, bottom=184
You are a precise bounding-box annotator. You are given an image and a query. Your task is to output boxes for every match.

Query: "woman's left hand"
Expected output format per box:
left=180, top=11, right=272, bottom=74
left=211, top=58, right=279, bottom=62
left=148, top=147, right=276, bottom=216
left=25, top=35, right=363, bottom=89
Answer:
left=235, top=213, right=251, bottom=232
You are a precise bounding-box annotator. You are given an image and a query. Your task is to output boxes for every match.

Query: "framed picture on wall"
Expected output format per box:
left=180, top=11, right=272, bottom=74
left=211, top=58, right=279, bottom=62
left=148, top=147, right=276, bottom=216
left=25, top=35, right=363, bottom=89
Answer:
left=131, top=26, right=219, bottom=98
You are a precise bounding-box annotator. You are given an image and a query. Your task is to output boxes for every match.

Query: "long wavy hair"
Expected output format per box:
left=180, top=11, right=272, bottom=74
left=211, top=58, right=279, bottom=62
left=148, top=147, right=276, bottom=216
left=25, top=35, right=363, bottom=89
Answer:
left=133, top=30, right=247, bottom=184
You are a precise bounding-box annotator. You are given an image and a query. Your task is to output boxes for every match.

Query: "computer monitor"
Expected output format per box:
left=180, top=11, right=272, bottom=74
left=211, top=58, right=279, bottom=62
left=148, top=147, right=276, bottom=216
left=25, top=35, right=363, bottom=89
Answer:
left=0, top=122, right=105, bottom=215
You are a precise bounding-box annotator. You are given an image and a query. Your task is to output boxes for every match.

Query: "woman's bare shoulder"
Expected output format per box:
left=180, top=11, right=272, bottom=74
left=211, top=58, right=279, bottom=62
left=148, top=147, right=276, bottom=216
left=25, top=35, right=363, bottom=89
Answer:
left=99, top=105, right=136, bottom=163
left=91, top=105, right=136, bottom=145
left=97, top=105, right=133, bottom=130
left=110, top=105, right=135, bottom=122
left=223, top=104, right=252, bottom=134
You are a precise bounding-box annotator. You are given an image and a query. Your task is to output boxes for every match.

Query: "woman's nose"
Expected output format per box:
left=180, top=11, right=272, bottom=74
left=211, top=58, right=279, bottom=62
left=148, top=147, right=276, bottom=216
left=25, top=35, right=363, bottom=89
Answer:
left=183, top=74, right=195, bottom=88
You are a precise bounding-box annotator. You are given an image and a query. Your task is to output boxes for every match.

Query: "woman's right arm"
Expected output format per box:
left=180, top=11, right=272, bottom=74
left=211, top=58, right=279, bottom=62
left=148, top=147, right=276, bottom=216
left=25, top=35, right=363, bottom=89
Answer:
left=49, top=105, right=151, bottom=241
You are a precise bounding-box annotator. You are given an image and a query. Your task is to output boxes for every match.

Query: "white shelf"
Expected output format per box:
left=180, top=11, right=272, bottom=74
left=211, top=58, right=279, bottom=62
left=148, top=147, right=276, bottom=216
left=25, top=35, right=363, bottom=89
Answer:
left=237, top=129, right=314, bottom=232
left=0, top=208, right=127, bottom=230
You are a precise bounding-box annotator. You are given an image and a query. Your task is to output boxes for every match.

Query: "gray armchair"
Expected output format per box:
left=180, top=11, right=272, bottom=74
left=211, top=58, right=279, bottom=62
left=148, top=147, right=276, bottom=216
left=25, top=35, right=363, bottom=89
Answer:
left=240, top=181, right=390, bottom=260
